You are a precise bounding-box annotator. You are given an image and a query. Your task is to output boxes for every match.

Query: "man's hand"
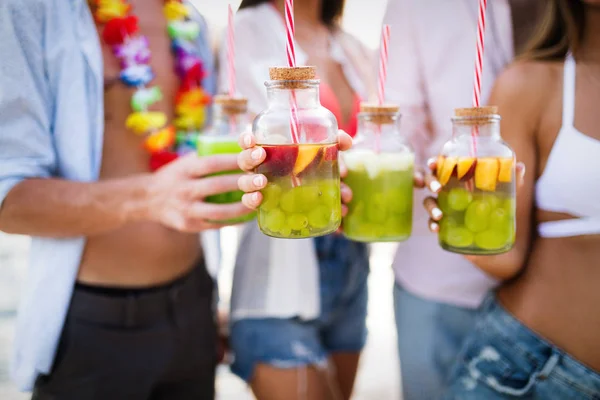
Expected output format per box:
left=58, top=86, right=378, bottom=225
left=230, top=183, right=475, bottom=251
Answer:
left=143, top=153, right=256, bottom=232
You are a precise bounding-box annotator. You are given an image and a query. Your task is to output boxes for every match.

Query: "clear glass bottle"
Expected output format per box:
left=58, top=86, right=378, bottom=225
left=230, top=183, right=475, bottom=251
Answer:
left=254, top=66, right=341, bottom=239
left=342, top=104, right=414, bottom=242
left=437, top=106, right=516, bottom=255
left=197, top=95, right=255, bottom=223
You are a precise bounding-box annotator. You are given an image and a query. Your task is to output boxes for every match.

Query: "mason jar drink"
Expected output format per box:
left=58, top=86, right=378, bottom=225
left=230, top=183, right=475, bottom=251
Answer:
left=437, top=106, right=516, bottom=255
left=342, top=104, right=414, bottom=242
left=197, top=95, right=256, bottom=223
left=254, top=66, right=341, bottom=239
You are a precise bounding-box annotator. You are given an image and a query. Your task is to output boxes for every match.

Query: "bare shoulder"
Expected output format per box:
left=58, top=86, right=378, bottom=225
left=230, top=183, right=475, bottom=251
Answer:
left=493, top=60, right=562, bottom=107
left=491, top=60, right=563, bottom=125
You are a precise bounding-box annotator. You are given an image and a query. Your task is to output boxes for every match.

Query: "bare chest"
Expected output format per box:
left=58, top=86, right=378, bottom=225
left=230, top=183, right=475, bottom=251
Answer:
left=98, top=11, right=181, bottom=178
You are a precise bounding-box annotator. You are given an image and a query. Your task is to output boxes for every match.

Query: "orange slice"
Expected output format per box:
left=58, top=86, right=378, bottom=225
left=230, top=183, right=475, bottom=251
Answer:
left=457, top=157, right=476, bottom=180
left=438, top=157, right=458, bottom=186
left=498, top=158, right=514, bottom=183
left=293, top=145, right=321, bottom=175
left=475, top=158, right=500, bottom=191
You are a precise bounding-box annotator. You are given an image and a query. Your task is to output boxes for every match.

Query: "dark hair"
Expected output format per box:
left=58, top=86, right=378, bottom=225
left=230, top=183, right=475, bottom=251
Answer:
left=238, top=0, right=345, bottom=27
left=521, top=0, right=586, bottom=61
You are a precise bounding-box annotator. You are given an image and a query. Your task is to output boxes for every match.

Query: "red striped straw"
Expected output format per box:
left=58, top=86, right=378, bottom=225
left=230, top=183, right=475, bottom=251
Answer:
left=227, top=4, right=236, bottom=97
left=470, top=0, right=488, bottom=155
left=285, top=0, right=300, bottom=144
left=375, top=25, right=391, bottom=153
left=377, top=25, right=391, bottom=105
left=472, top=0, right=487, bottom=107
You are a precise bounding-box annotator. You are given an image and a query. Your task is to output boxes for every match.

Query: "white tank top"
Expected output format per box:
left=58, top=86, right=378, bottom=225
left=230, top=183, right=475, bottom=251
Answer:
left=535, top=54, right=600, bottom=238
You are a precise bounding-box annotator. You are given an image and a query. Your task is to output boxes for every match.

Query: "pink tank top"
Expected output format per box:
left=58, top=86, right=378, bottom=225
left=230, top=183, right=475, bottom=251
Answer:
left=320, top=83, right=362, bottom=137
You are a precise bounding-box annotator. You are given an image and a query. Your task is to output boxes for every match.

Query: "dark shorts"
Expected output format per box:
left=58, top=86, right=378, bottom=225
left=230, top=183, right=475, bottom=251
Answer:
left=32, top=262, right=217, bottom=400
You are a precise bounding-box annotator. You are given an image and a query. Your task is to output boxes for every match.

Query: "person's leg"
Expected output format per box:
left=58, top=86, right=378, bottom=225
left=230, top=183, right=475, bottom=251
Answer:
left=229, top=318, right=337, bottom=400
left=251, top=363, right=337, bottom=400
left=319, top=237, right=369, bottom=400
left=394, top=283, right=478, bottom=400
left=329, top=353, right=361, bottom=400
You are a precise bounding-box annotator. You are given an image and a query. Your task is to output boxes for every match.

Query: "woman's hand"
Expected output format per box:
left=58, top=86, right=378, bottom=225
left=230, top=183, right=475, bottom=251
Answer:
left=236, top=130, right=354, bottom=214
left=422, top=158, right=526, bottom=233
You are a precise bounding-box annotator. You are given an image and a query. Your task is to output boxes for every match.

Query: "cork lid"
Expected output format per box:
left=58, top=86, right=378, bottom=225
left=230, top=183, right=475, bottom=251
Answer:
left=454, top=106, right=498, bottom=117
left=269, top=66, right=317, bottom=81
left=360, top=103, right=400, bottom=114
left=214, top=94, right=248, bottom=115
left=359, top=102, right=400, bottom=124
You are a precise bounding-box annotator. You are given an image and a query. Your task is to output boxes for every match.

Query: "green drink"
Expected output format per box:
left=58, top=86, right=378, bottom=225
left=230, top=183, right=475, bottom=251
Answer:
left=257, top=143, right=341, bottom=238
left=196, top=95, right=255, bottom=224
left=253, top=66, right=342, bottom=239
left=436, top=107, right=516, bottom=255
left=343, top=151, right=414, bottom=242
left=437, top=157, right=516, bottom=255
left=341, top=103, right=414, bottom=242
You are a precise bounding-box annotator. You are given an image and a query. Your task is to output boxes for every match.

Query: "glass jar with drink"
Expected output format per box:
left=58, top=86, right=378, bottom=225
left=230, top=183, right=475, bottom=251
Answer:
left=254, top=66, right=341, bottom=239
left=437, top=106, right=516, bottom=255
left=197, top=95, right=256, bottom=223
left=342, top=103, right=414, bottom=242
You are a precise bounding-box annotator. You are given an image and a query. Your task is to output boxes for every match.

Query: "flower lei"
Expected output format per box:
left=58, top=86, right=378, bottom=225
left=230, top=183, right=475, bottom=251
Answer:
left=92, top=0, right=211, bottom=171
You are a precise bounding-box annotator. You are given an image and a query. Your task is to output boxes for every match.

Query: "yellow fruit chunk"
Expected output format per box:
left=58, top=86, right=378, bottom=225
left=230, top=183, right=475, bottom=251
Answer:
left=436, top=156, right=445, bottom=181
left=498, top=158, right=514, bottom=183
left=457, top=157, right=476, bottom=180
left=438, top=157, right=458, bottom=186
left=293, top=146, right=321, bottom=175
left=475, top=158, right=500, bottom=191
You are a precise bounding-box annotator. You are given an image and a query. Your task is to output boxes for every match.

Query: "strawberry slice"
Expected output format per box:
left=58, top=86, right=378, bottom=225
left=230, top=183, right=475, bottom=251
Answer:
left=262, top=145, right=298, bottom=177
left=323, top=144, right=338, bottom=162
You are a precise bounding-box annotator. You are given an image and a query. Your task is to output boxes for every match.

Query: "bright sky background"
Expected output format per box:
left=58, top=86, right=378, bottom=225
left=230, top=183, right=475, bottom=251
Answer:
left=191, top=0, right=391, bottom=50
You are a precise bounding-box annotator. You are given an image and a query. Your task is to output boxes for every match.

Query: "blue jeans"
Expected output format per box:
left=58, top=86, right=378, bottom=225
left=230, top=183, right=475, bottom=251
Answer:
left=442, top=294, right=600, bottom=399
left=394, top=284, right=478, bottom=400
left=230, top=235, right=369, bottom=382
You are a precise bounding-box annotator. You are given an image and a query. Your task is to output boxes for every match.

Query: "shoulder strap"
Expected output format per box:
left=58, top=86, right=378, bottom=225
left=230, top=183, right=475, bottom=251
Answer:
left=562, top=53, right=576, bottom=127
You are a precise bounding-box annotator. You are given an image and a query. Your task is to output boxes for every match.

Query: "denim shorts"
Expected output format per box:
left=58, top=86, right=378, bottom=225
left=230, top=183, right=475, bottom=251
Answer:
left=393, top=283, right=478, bottom=400
left=229, top=235, right=369, bottom=382
left=441, top=293, right=600, bottom=399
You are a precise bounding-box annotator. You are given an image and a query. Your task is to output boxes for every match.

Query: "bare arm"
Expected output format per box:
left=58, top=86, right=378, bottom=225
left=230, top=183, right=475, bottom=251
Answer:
left=0, top=154, right=254, bottom=238
left=0, top=176, right=151, bottom=237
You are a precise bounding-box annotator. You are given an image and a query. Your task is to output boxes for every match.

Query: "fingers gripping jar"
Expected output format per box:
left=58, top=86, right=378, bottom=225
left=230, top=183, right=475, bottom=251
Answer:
left=437, top=106, right=516, bottom=255
left=253, top=66, right=341, bottom=239
left=342, top=103, right=415, bottom=242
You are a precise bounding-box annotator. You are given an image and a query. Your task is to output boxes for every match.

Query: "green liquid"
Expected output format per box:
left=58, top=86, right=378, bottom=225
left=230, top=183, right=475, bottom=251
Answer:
left=197, top=135, right=256, bottom=224
left=343, top=151, right=414, bottom=242
left=257, top=144, right=341, bottom=239
left=438, top=177, right=516, bottom=255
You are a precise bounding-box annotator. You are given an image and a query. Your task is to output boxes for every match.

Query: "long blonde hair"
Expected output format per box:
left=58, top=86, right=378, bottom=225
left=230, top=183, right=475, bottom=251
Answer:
left=521, top=0, right=586, bottom=61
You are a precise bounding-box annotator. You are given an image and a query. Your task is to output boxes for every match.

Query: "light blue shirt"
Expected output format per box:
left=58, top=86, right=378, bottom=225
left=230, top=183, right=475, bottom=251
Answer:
left=0, top=0, right=215, bottom=391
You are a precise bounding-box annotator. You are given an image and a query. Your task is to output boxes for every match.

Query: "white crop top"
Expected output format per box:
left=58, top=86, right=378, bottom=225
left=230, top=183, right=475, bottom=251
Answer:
left=535, top=54, right=600, bottom=238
